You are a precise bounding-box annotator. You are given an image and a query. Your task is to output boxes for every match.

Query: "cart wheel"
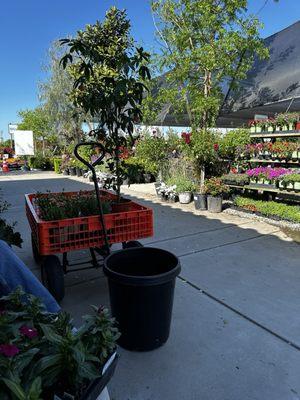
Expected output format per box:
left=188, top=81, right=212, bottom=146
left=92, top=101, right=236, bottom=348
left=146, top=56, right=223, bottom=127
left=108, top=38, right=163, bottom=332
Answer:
left=122, top=241, right=143, bottom=249
left=42, top=256, right=65, bottom=302
left=31, top=234, right=41, bottom=264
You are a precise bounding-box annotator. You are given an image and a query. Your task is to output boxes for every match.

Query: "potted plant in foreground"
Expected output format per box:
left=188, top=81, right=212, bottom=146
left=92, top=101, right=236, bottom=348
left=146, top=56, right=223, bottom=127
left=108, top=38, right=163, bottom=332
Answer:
left=0, top=288, right=119, bottom=400
left=204, top=177, right=229, bottom=213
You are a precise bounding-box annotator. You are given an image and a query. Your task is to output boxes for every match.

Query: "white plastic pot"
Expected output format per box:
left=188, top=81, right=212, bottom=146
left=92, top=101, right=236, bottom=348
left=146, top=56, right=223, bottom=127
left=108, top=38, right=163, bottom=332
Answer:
left=179, top=192, right=192, bottom=204
left=294, top=182, right=300, bottom=191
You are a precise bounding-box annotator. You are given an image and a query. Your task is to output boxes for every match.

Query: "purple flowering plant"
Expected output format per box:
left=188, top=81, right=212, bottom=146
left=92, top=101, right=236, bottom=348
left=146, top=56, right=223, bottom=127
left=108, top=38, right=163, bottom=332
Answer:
left=246, top=167, right=292, bottom=181
left=0, top=288, right=119, bottom=400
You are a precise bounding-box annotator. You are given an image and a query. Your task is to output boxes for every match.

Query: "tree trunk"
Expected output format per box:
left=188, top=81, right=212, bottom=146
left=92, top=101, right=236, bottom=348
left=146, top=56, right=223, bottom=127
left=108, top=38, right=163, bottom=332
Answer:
left=200, top=165, right=205, bottom=192
left=202, top=70, right=212, bottom=129
left=42, top=138, right=45, bottom=157
left=114, top=128, right=121, bottom=203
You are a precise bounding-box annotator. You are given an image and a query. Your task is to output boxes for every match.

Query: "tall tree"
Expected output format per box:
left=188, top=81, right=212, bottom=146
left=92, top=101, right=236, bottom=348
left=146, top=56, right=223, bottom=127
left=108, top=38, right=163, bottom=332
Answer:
left=148, top=0, right=269, bottom=185
left=60, top=7, right=151, bottom=200
left=39, top=42, right=87, bottom=145
left=17, top=107, right=52, bottom=155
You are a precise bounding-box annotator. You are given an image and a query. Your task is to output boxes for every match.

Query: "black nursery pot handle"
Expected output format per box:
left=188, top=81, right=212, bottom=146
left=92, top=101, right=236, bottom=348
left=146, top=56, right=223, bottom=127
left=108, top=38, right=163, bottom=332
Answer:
left=74, top=142, right=106, bottom=170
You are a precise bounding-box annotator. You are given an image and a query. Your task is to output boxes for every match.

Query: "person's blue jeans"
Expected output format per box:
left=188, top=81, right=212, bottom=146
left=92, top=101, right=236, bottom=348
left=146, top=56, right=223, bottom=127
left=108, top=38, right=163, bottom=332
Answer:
left=0, top=240, right=60, bottom=313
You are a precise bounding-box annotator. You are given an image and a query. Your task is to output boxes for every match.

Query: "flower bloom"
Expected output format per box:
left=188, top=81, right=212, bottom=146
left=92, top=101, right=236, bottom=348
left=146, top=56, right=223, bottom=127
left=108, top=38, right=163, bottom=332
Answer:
left=20, top=325, right=38, bottom=339
left=213, top=143, right=219, bottom=151
left=246, top=167, right=292, bottom=180
left=181, top=132, right=191, bottom=144
left=0, top=344, right=20, bottom=357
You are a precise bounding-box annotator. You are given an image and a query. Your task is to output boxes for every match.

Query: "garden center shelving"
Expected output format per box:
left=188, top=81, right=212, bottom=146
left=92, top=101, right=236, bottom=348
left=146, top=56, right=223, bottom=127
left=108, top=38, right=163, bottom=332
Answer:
left=226, top=126, right=300, bottom=201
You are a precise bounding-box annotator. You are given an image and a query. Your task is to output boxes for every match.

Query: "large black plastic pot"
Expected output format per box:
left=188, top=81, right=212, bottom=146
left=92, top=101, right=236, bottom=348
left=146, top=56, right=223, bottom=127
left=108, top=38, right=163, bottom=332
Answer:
left=194, top=193, right=207, bottom=210
left=104, top=247, right=181, bottom=351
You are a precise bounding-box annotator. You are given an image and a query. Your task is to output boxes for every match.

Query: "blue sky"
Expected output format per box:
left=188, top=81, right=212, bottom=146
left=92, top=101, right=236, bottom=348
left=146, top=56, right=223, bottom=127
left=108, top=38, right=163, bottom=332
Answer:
left=0, top=0, right=299, bottom=139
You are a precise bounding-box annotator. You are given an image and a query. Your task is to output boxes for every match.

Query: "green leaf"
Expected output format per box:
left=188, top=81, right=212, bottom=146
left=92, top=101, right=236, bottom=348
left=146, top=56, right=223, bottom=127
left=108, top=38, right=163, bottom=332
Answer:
left=2, top=378, right=25, bottom=400
left=78, top=361, right=101, bottom=381
left=28, top=377, right=42, bottom=400
left=15, top=348, right=40, bottom=375
left=39, top=324, right=63, bottom=345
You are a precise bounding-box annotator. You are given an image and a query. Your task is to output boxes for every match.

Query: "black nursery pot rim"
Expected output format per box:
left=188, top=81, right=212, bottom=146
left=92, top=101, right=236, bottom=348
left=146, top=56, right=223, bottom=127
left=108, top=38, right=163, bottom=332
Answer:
left=104, top=247, right=181, bottom=286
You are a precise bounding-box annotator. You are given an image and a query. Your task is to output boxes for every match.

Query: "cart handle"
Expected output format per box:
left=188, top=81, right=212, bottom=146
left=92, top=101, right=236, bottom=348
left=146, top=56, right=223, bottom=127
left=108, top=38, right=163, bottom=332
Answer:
left=74, top=142, right=106, bottom=170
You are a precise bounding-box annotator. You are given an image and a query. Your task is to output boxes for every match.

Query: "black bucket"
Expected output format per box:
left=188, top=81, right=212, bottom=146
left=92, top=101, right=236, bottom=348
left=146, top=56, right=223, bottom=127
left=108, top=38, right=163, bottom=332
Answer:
left=194, top=193, right=207, bottom=210
left=104, top=247, right=180, bottom=351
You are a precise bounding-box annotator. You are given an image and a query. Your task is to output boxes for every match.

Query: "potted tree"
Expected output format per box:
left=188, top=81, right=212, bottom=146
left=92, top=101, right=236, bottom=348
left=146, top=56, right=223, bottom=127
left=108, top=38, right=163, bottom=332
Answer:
left=60, top=7, right=151, bottom=203
left=204, top=177, right=229, bottom=213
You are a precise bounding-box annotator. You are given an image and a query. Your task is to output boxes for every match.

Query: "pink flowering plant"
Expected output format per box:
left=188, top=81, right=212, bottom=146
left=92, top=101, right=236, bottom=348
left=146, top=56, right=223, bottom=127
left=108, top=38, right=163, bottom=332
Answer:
left=246, top=167, right=292, bottom=182
left=0, top=288, right=119, bottom=400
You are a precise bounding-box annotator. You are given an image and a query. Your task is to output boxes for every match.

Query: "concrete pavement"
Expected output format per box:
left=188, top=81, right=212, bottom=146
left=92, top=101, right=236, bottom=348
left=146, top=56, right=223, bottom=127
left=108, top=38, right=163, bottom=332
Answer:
left=1, top=171, right=300, bottom=400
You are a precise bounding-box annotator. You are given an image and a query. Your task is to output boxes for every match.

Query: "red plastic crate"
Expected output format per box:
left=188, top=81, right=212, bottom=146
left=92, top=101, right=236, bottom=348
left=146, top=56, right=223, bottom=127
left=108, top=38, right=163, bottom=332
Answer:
left=25, top=190, right=153, bottom=255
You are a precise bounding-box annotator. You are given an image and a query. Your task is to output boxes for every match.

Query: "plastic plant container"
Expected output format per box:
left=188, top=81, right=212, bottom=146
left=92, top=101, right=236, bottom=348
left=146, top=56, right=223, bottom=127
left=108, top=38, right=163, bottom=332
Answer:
left=26, top=190, right=153, bottom=256
left=104, top=247, right=180, bottom=351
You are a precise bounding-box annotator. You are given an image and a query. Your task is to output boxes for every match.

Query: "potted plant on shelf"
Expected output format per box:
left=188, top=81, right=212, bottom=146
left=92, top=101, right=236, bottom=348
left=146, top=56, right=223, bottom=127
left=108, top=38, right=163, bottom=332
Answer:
left=0, top=288, right=119, bottom=400
left=204, top=177, right=229, bottom=213
left=275, top=113, right=288, bottom=131
left=265, top=118, right=275, bottom=133
left=255, top=120, right=263, bottom=133
left=248, top=120, right=257, bottom=133
left=279, top=173, right=300, bottom=192
left=221, top=173, right=249, bottom=186
left=287, top=112, right=298, bottom=131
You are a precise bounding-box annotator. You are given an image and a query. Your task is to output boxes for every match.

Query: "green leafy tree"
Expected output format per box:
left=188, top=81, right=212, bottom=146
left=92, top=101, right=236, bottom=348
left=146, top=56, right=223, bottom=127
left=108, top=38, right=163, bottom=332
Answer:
left=39, top=41, right=87, bottom=145
left=60, top=7, right=151, bottom=200
left=148, top=0, right=268, bottom=186
left=17, top=107, right=53, bottom=156
left=150, top=0, right=269, bottom=130
left=219, top=128, right=250, bottom=160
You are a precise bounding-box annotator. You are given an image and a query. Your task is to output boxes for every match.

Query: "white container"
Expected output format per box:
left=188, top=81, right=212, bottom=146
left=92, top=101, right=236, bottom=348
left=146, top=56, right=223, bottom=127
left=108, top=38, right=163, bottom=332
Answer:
left=179, top=192, right=192, bottom=204
left=250, top=126, right=256, bottom=133
left=289, top=123, right=294, bottom=131
left=267, top=126, right=273, bottom=132
left=256, top=126, right=262, bottom=133
left=282, top=125, right=288, bottom=132
left=291, top=151, right=298, bottom=160
left=294, top=182, right=300, bottom=191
